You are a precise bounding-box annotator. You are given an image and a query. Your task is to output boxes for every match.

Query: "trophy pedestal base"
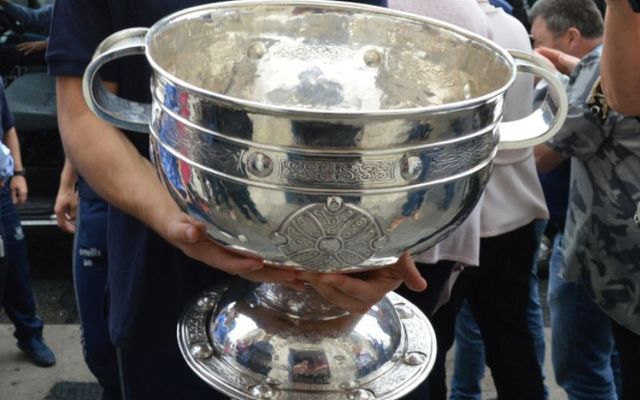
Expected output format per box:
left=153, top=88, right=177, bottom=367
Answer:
left=178, top=280, right=436, bottom=400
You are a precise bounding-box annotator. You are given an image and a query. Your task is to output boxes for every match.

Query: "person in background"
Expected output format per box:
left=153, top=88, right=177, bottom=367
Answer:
left=0, top=134, right=13, bottom=303
left=47, top=1, right=426, bottom=398
left=0, top=0, right=51, bottom=36
left=390, top=1, right=548, bottom=399
left=448, top=3, right=552, bottom=399
left=0, top=0, right=52, bottom=77
left=506, top=0, right=531, bottom=30
left=444, top=1, right=549, bottom=399
left=387, top=1, right=491, bottom=398
left=532, top=1, right=623, bottom=398
left=598, top=0, right=640, bottom=243
left=534, top=0, right=640, bottom=398
left=600, top=0, right=640, bottom=115
left=0, top=76, right=55, bottom=367
left=54, top=159, right=121, bottom=399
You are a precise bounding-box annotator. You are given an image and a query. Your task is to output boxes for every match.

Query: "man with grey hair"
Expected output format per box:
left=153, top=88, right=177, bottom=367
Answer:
left=529, top=0, right=604, bottom=51
left=532, top=0, right=640, bottom=399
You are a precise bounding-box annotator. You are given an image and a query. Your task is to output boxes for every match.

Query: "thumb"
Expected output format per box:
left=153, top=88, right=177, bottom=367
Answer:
left=399, top=252, right=427, bottom=292
left=167, top=215, right=206, bottom=244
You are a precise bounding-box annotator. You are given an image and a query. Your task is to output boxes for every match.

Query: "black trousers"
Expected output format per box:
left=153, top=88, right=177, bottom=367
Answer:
left=610, top=320, right=640, bottom=400
left=0, top=208, right=4, bottom=302
left=399, top=221, right=545, bottom=400
left=0, top=236, right=5, bottom=304
left=395, top=260, right=458, bottom=400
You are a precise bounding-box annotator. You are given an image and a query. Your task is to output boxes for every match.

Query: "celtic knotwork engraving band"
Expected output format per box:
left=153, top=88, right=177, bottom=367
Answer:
left=271, top=196, right=388, bottom=270
left=427, top=133, right=495, bottom=176
left=279, top=159, right=396, bottom=185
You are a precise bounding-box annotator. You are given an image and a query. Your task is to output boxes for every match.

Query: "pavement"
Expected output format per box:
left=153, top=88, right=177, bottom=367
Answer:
left=0, top=324, right=98, bottom=400
left=0, top=323, right=565, bottom=400
left=0, top=283, right=566, bottom=400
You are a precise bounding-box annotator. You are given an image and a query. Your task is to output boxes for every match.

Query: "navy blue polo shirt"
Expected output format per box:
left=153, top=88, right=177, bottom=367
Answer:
left=47, top=0, right=387, bottom=352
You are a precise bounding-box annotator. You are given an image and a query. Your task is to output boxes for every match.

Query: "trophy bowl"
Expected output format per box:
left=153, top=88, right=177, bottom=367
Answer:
left=82, top=1, right=567, bottom=399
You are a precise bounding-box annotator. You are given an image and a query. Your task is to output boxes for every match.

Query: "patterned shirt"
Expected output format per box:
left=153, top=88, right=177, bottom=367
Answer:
left=548, top=45, right=640, bottom=334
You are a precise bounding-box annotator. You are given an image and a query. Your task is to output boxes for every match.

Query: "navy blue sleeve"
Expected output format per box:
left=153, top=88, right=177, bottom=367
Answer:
left=30, top=5, right=53, bottom=34
left=46, top=0, right=114, bottom=77
left=0, top=80, right=15, bottom=134
left=1, top=2, right=51, bottom=33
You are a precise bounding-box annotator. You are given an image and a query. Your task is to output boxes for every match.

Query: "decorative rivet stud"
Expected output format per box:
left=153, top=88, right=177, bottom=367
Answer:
left=271, top=232, right=288, bottom=245
left=196, top=296, right=216, bottom=311
left=326, top=196, right=344, bottom=212
left=264, top=377, right=281, bottom=386
left=347, top=389, right=374, bottom=400
left=250, top=384, right=275, bottom=399
left=400, top=155, right=424, bottom=181
left=372, top=236, right=389, bottom=249
left=403, top=352, right=427, bottom=366
left=190, top=343, right=214, bottom=360
left=340, top=381, right=359, bottom=390
left=247, top=41, right=267, bottom=60
left=363, top=48, right=383, bottom=67
left=247, top=152, right=274, bottom=178
left=395, top=303, right=415, bottom=319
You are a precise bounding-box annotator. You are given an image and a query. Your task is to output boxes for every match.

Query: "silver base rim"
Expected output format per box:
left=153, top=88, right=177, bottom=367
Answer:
left=178, top=284, right=436, bottom=400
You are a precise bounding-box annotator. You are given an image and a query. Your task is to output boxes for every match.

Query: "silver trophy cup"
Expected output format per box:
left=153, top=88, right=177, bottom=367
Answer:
left=82, top=1, right=568, bottom=399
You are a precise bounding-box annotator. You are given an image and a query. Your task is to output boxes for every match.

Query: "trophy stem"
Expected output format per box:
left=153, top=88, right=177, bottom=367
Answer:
left=254, top=282, right=350, bottom=321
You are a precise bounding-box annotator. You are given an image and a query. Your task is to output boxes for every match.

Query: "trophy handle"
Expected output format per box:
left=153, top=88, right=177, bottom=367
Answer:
left=82, top=27, right=151, bottom=133
left=497, top=49, right=569, bottom=150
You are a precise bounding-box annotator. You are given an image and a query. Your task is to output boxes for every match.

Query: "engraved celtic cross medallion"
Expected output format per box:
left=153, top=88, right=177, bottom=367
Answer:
left=271, top=196, right=388, bottom=270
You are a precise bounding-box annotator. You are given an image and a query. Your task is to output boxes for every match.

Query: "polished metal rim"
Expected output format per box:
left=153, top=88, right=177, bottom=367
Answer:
left=145, top=0, right=516, bottom=119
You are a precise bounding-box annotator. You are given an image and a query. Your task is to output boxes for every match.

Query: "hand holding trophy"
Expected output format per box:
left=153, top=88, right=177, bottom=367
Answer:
left=83, top=2, right=567, bottom=399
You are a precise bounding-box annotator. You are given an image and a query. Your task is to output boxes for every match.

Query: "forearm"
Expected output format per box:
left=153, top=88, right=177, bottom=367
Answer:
left=56, top=77, right=179, bottom=238
left=534, top=144, right=568, bottom=173
left=59, top=158, right=77, bottom=190
left=3, top=127, right=23, bottom=171
left=602, top=0, right=640, bottom=115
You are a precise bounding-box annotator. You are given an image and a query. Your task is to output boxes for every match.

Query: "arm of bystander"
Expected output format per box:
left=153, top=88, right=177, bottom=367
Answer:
left=601, top=0, right=640, bottom=115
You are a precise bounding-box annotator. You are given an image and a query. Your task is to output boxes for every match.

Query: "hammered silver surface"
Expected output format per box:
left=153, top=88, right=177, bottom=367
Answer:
left=148, top=3, right=510, bottom=111
left=140, top=1, right=509, bottom=271
left=152, top=132, right=491, bottom=270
